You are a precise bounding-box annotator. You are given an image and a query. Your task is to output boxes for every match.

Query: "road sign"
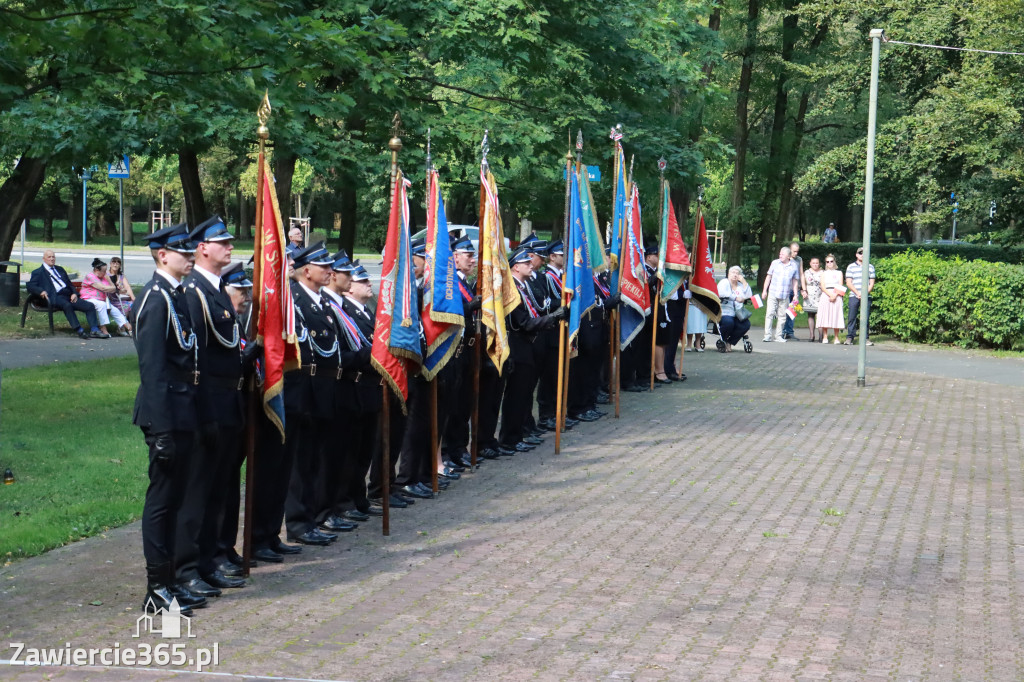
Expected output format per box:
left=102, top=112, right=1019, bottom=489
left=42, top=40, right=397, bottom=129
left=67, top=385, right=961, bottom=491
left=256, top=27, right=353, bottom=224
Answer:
left=563, top=165, right=601, bottom=182
left=108, top=155, right=130, bottom=179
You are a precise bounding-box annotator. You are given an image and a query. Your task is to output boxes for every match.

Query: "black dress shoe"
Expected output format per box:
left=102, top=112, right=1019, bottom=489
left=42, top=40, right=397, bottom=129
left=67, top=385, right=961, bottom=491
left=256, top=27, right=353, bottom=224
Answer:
left=514, top=442, right=533, bottom=452
left=522, top=435, right=543, bottom=445
left=168, top=584, right=209, bottom=609
left=389, top=493, right=412, bottom=506
left=655, top=376, right=673, bottom=385
left=666, top=373, right=680, bottom=381
left=441, top=468, right=461, bottom=479
left=529, top=428, right=546, bottom=438
left=320, top=516, right=356, bottom=532
left=460, top=453, right=475, bottom=467
left=144, top=587, right=194, bottom=616
left=216, top=561, right=245, bottom=577
left=291, top=531, right=331, bottom=546
left=564, top=417, right=580, bottom=426
left=202, top=570, right=246, bottom=589
left=343, top=509, right=370, bottom=522
left=252, top=547, right=285, bottom=563
left=181, top=577, right=222, bottom=598
left=443, top=459, right=466, bottom=473
left=592, top=408, right=608, bottom=417
left=537, top=418, right=557, bottom=432
left=497, top=445, right=517, bottom=456
left=571, top=411, right=599, bottom=422
left=365, top=505, right=384, bottom=516
left=624, top=384, right=647, bottom=392
left=272, top=541, right=302, bottom=555
left=401, top=484, right=432, bottom=499
left=76, top=328, right=90, bottom=340
left=415, top=481, right=440, bottom=495
left=480, top=448, right=501, bottom=460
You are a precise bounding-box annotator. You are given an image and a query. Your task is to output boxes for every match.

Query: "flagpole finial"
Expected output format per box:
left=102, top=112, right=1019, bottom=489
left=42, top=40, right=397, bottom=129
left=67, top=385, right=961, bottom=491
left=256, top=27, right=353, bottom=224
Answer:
left=481, top=129, right=490, bottom=170
left=658, top=156, right=667, bottom=174
left=697, top=184, right=704, bottom=204
left=576, top=130, right=583, bottom=152
left=628, top=154, right=635, bottom=184
left=426, top=127, right=432, bottom=171
left=389, top=112, right=403, bottom=152
left=257, top=91, right=271, bottom=140
left=609, top=123, right=623, bottom=142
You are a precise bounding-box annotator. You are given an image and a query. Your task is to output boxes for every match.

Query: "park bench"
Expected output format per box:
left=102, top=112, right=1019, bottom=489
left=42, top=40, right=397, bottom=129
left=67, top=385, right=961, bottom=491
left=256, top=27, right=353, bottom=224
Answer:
left=20, top=280, right=83, bottom=335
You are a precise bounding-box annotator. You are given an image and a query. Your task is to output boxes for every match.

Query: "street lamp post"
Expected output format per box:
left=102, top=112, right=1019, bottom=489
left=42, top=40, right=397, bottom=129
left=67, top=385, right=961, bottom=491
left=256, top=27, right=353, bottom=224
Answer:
left=79, top=165, right=98, bottom=246
left=858, top=28, right=884, bottom=387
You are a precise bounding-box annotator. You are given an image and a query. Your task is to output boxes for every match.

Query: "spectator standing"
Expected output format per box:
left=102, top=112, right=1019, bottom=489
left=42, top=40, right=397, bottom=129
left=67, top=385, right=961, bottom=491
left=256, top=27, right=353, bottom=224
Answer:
left=761, top=246, right=800, bottom=343
left=817, top=254, right=845, bottom=343
left=781, top=242, right=806, bottom=340
left=803, top=257, right=823, bottom=341
left=823, top=222, right=838, bottom=244
left=287, top=227, right=304, bottom=250
left=844, top=246, right=875, bottom=345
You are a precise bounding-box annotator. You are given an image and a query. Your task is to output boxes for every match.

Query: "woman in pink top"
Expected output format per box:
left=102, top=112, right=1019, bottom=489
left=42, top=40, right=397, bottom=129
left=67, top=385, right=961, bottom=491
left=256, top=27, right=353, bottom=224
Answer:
left=80, top=258, right=132, bottom=336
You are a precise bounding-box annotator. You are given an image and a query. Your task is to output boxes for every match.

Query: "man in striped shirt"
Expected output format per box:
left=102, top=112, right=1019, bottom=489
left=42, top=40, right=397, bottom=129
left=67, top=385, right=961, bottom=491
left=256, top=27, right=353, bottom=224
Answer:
left=844, top=247, right=876, bottom=345
left=761, top=247, right=800, bottom=342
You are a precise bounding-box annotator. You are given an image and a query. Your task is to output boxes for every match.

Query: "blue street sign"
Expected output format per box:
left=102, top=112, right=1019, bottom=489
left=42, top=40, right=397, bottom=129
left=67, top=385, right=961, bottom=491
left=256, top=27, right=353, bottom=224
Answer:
left=108, top=155, right=130, bottom=179
left=563, top=165, right=601, bottom=182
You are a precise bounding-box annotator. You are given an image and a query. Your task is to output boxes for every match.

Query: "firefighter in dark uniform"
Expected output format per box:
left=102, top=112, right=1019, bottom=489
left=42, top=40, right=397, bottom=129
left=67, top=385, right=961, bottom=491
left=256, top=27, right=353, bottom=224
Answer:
left=440, top=235, right=481, bottom=471
left=172, top=216, right=247, bottom=602
left=498, top=246, right=565, bottom=453
left=322, top=253, right=378, bottom=525
left=284, top=242, right=342, bottom=546
left=132, top=223, right=204, bottom=615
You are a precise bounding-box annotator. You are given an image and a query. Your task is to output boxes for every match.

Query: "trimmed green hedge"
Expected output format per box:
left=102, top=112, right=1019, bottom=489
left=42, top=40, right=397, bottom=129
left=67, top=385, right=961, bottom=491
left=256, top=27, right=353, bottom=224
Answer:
left=741, top=242, right=1024, bottom=275
left=873, top=251, right=1024, bottom=350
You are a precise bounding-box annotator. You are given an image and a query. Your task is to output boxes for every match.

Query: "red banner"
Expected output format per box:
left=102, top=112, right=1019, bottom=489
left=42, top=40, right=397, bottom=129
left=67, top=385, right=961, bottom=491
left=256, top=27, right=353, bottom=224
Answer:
left=690, top=213, right=722, bottom=322
left=255, top=159, right=299, bottom=441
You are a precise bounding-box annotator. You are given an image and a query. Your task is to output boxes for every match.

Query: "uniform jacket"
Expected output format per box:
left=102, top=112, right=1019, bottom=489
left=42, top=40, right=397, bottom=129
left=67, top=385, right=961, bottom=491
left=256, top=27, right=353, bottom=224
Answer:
left=341, top=296, right=383, bottom=413
left=284, top=280, right=339, bottom=420
left=184, top=270, right=244, bottom=428
left=130, top=273, right=200, bottom=433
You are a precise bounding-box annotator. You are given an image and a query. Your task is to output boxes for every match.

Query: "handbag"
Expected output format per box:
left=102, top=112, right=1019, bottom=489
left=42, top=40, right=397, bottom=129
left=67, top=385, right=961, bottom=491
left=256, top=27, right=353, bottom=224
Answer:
left=734, top=304, right=752, bottom=322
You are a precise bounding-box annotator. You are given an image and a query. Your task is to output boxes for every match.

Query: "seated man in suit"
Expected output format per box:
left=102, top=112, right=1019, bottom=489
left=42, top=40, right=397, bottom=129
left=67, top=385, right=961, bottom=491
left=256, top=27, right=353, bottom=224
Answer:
left=26, top=249, right=107, bottom=338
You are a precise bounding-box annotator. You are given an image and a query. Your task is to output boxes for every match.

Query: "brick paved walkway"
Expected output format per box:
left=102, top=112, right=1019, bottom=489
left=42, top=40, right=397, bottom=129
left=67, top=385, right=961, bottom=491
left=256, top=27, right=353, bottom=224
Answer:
left=2, top=349, right=1023, bottom=680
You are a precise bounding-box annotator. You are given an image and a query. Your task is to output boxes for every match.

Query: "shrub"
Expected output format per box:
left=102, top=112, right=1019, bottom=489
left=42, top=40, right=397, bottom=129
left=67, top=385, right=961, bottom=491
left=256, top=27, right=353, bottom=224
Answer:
left=741, top=242, right=1024, bottom=275
left=873, top=251, right=1024, bottom=349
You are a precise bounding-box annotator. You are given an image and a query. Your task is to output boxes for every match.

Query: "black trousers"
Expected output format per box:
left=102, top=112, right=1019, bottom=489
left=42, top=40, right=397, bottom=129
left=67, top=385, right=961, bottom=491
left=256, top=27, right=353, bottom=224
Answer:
left=316, top=412, right=352, bottom=524
left=54, top=291, right=99, bottom=330
left=342, top=408, right=378, bottom=512
left=141, top=428, right=193, bottom=569
left=175, top=423, right=237, bottom=581
left=499, top=359, right=536, bottom=447
left=252, top=412, right=291, bottom=551
left=284, top=413, right=327, bottom=539
left=441, top=350, right=472, bottom=460
left=214, top=435, right=245, bottom=564
left=478, top=359, right=505, bottom=450
left=535, top=330, right=559, bottom=422
left=368, top=394, right=406, bottom=499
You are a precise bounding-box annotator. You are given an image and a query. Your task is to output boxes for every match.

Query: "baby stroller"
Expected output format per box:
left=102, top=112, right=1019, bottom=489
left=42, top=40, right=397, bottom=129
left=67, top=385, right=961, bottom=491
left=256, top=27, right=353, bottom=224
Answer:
left=710, top=296, right=753, bottom=353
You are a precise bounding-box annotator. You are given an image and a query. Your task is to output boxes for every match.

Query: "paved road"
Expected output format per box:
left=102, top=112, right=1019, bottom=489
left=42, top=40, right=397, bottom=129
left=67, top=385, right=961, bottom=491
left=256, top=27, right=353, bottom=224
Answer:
left=3, top=349, right=1024, bottom=679
left=11, top=249, right=383, bottom=286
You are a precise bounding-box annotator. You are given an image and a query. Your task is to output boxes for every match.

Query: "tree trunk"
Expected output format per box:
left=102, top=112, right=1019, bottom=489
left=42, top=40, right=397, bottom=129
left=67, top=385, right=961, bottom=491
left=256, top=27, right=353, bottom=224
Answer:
left=851, top=204, right=864, bottom=242
left=0, top=156, right=47, bottom=264
left=338, top=183, right=357, bottom=255
left=123, top=205, right=134, bottom=246
left=273, top=152, right=298, bottom=223
left=237, top=189, right=251, bottom=240
left=178, top=147, right=207, bottom=228
left=43, top=202, right=55, bottom=242
left=729, top=0, right=760, bottom=272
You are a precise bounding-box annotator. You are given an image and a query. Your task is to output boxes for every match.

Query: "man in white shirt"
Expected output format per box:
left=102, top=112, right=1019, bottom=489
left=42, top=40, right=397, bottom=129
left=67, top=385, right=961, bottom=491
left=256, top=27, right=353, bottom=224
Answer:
left=760, top=246, right=800, bottom=342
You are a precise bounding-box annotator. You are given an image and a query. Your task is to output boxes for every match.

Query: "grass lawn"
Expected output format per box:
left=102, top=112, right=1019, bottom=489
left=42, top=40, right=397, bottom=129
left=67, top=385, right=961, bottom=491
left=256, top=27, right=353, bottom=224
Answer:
left=0, top=356, right=148, bottom=561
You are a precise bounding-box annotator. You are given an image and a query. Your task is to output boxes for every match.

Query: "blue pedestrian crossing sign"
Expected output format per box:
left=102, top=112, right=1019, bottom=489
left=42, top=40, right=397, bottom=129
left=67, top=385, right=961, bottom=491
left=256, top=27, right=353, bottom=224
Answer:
left=108, top=156, right=130, bottom=179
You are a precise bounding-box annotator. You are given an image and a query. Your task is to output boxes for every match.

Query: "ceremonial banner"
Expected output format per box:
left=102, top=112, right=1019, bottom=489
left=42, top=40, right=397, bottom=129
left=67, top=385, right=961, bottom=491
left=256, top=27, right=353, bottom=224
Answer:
left=371, top=170, right=422, bottom=411
left=479, top=167, right=519, bottom=373
left=608, top=143, right=628, bottom=292
left=657, top=181, right=692, bottom=300
left=255, top=158, right=300, bottom=441
left=420, top=169, right=464, bottom=380
left=565, top=168, right=597, bottom=348
left=618, top=183, right=650, bottom=348
left=579, top=170, right=607, bottom=272
left=690, top=212, right=722, bottom=322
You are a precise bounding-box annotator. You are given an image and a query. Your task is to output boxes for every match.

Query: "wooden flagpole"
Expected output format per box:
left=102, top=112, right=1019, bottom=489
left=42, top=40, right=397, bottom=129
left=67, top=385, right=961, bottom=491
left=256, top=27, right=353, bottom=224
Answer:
left=554, top=145, right=573, bottom=454
left=426, top=130, right=439, bottom=494
left=380, top=114, right=403, bottom=536
left=649, top=168, right=667, bottom=391
left=470, top=131, right=489, bottom=468
left=241, top=92, right=272, bottom=576
left=609, top=124, right=623, bottom=418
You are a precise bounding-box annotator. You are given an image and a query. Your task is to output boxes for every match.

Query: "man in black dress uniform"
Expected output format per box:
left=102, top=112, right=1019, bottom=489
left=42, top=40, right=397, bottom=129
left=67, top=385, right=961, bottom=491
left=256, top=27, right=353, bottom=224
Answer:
left=174, top=216, right=247, bottom=600
left=131, top=223, right=204, bottom=614
left=284, top=242, right=342, bottom=546
left=498, top=247, right=564, bottom=454
left=440, top=235, right=481, bottom=470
